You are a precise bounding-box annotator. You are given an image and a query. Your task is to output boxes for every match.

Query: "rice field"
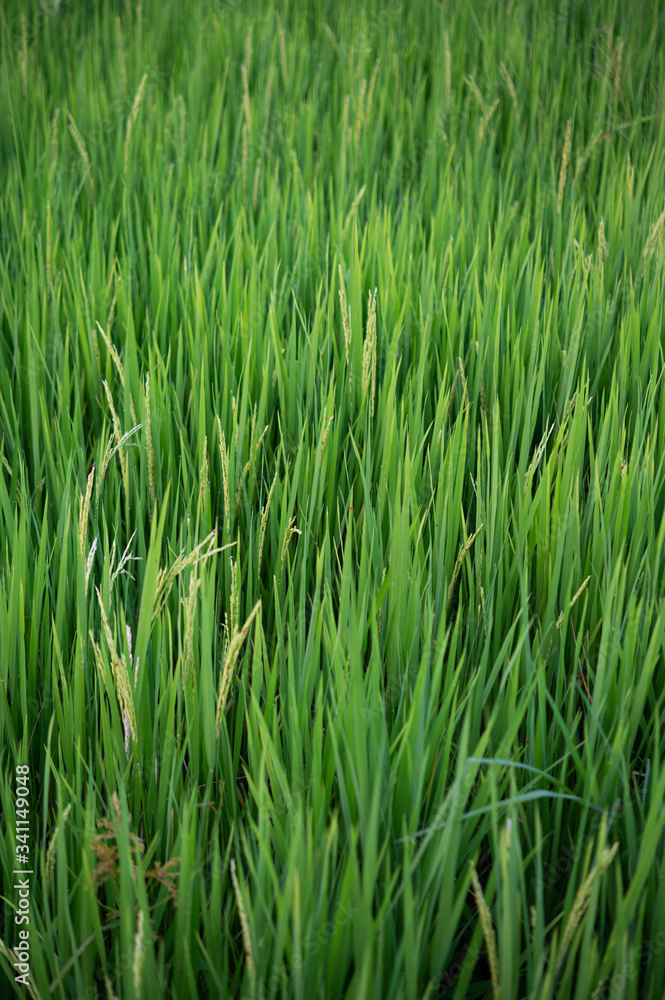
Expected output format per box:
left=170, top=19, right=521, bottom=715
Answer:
left=1, top=0, right=665, bottom=997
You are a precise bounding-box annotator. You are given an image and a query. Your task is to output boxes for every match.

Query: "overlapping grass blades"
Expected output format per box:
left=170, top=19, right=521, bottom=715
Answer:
left=1, top=0, right=665, bottom=997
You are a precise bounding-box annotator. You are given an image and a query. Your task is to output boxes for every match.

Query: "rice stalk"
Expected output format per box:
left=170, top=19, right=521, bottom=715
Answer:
left=554, top=841, right=620, bottom=976
left=67, top=111, right=94, bottom=194
left=465, top=75, right=486, bottom=115
left=133, top=909, right=145, bottom=997
left=642, top=197, right=665, bottom=274
left=215, top=599, right=262, bottom=739
left=569, top=575, right=591, bottom=610
left=145, top=374, right=156, bottom=511
left=252, top=158, right=262, bottom=214
left=85, top=536, right=98, bottom=597
left=102, top=380, right=129, bottom=500
left=500, top=62, right=519, bottom=122
left=257, top=468, right=278, bottom=581
left=123, top=73, right=148, bottom=175
left=470, top=866, right=501, bottom=1000
left=323, top=24, right=340, bottom=56
left=223, top=554, right=240, bottom=663
left=95, top=588, right=137, bottom=756
left=152, top=530, right=230, bottom=624
left=362, top=288, right=378, bottom=416
left=96, top=321, right=125, bottom=388
left=78, top=464, right=95, bottom=560
left=338, top=264, right=352, bottom=391
left=557, top=119, right=572, bottom=213
left=478, top=99, right=499, bottom=142
left=447, top=522, right=484, bottom=610
left=280, top=515, right=301, bottom=574
left=199, top=436, right=209, bottom=517
left=366, top=59, right=380, bottom=126
left=182, top=564, right=201, bottom=691
left=354, top=79, right=367, bottom=147
left=216, top=415, right=231, bottom=536
left=230, top=859, right=256, bottom=990
left=524, top=422, right=555, bottom=496
left=242, top=64, right=252, bottom=131
left=45, top=804, right=71, bottom=891
left=572, top=129, right=605, bottom=187
left=49, top=108, right=60, bottom=182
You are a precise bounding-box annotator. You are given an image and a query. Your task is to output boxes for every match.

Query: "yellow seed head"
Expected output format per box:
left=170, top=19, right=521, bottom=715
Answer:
left=257, top=469, right=278, bottom=581
left=217, top=415, right=231, bottom=536
left=252, top=158, right=262, bottom=213
left=554, top=841, right=619, bottom=976
left=96, top=588, right=137, bottom=754
left=569, top=575, right=591, bottom=609
left=50, top=107, right=60, bottom=179
left=133, top=909, right=145, bottom=998
left=230, top=859, right=255, bottom=985
left=320, top=413, right=334, bottom=454
left=79, top=464, right=95, bottom=560
left=145, top=374, right=156, bottom=510
left=338, top=265, right=352, bottom=390
left=124, top=73, right=147, bottom=175
left=85, top=536, right=98, bottom=597
left=558, top=118, right=572, bottom=214
left=102, top=380, right=129, bottom=500
left=97, top=321, right=125, bottom=388
left=479, top=99, right=499, bottom=143
left=366, top=59, right=380, bottom=127
left=447, top=523, right=484, bottom=610
left=465, top=75, right=486, bottom=115
left=45, top=804, right=71, bottom=891
left=67, top=111, right=94, bottom=193
left=500, top=61, right=520, bottom=123
left=642, top=198, right=665, bottom=274
left=242, top=64, right=252, bottom=130
left=470, top=867, right=501, bottom=1000
left=354, top=79, right=367, bottom=147
left=362, top=288, right=378, bottom=417
left=280, top=515, right=301, bottom=574
left=215, top=600, right=262, bottom=739
left=152, top=530, right=225, bottom=624
left=200, top=436, right=209, bottom=516
left=182, top=566, right=201, bottom=690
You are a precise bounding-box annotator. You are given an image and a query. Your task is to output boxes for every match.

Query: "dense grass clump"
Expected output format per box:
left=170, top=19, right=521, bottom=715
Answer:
left=2, top=0, right=665, bottom=996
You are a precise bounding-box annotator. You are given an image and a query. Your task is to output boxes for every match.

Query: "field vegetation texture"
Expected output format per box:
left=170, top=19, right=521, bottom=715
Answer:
left=2, top=0, right=665, bottom=997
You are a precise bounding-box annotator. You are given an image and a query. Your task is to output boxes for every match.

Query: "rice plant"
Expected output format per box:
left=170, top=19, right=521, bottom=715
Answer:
left=1, top=0, right=665, bottom=997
